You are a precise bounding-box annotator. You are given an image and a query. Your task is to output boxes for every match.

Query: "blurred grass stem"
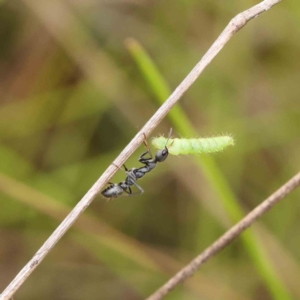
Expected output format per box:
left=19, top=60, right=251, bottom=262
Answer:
left=146, top=171, right=300, bottom=300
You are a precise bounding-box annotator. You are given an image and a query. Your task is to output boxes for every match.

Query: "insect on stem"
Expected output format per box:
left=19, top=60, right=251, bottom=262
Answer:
left=101, top=129, right=172, bottom=200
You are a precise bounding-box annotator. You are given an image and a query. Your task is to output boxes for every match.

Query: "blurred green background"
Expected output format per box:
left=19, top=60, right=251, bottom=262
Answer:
left=1, top=1, right=300, bottom=299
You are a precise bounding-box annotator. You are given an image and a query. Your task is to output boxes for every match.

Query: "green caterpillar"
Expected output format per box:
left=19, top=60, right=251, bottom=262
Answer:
left=151, top=135, right=234, bottom=155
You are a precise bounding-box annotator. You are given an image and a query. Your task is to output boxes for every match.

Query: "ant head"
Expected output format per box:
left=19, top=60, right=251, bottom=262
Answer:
left=155, top=128, right=172, bottom=163
left=155, top=148, right=169, bottom=162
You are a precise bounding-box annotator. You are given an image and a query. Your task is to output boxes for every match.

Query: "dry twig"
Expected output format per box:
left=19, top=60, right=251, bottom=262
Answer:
left=0, top=1, right=282, bottom=299
left=146, top=171, right=300, bottom=300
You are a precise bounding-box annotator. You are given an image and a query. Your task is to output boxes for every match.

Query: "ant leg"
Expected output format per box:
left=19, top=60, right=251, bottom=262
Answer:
left=125, top=169, right=138, bottom=182
left=142, top=133, right=153, bottom=158
left=121, top=185, right=143, bottom=197
left=103, top=181, right=115, bottom=188
left=123, top=186, right=132, bottom=195
left=119, top=165, right=137, bottom=182
left=119, top=165, right=144, bottom=196
left=127, top=181, right=144, bottom=196
left=139, top=151, right=152, bottom=165
left=115, top=164, right=130, bottom=174
left=139, top=136, right=153, bottom=164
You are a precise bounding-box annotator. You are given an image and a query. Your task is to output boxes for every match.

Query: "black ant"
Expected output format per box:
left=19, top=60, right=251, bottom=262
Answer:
left=101, top=128, right=172, bottom=200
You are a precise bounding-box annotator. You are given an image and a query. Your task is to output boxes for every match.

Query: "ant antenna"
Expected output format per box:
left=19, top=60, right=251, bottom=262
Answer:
left=165, top=128, right=173, bottom=149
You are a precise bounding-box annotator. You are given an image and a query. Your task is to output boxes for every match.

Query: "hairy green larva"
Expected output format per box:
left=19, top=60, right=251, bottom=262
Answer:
left=151, top=135, right=234, bottom=155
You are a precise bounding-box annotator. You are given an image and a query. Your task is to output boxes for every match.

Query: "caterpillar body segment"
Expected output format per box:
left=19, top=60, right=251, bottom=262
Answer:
left=151, top=136, right=234, bottom=155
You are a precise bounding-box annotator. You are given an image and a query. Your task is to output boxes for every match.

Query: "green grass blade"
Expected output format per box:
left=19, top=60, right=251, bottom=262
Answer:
left=126, top=38, right=292, bottom=300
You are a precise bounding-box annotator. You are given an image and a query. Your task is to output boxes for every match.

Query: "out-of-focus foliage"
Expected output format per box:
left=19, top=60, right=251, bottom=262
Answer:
left=0, top=1, right=300, bottom=300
